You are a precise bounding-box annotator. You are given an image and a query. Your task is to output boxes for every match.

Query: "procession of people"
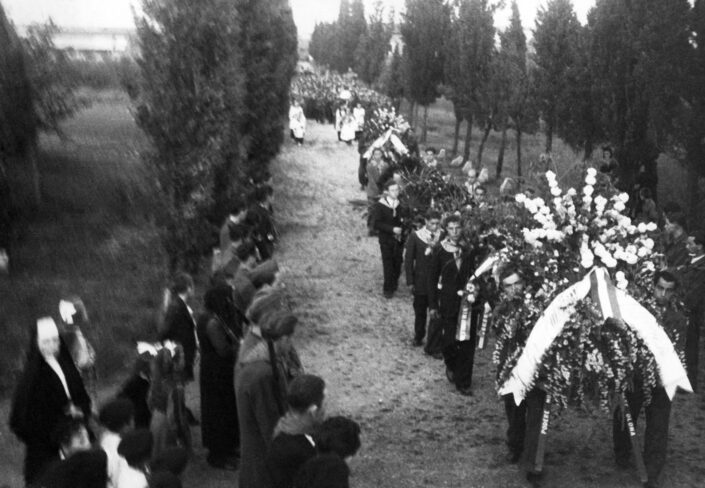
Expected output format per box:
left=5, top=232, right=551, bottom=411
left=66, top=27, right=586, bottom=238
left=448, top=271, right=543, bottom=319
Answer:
left=7, top=78, right=705, bottom=488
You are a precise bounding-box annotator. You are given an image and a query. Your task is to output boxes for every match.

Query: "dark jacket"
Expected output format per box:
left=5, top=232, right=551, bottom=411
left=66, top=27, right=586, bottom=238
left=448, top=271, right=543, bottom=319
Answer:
left=427, top=244, right=476, bottom=318
left=247, top=204, right=277, bottom=260
left=10, top=333, right=92, bottom=484
left=404, top=230, right=437, bottom=295
left=371, top=199, right=405, bottom=242
left=268, top=433, right=317, bottom=488
left=159, top=297, right=197, bottom=381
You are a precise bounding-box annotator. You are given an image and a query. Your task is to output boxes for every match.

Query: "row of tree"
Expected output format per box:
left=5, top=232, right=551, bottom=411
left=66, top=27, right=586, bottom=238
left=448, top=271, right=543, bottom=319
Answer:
left=132, top=0, right=297, bottom=271
left=309, top=0, right=394, bottom=86
left=310, top=0, right=705, bottom=223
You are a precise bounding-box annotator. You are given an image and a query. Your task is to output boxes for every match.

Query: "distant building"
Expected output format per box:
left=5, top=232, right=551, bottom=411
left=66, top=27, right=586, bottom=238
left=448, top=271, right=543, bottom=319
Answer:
left=17, top=25, right=136, bottom=61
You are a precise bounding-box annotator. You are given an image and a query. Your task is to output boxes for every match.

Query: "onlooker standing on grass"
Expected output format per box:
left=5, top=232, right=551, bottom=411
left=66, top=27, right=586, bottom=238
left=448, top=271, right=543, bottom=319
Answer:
left=197, top=283, right=241, bottom=470
left=219, top=199, right=249, bottom=253
left=365, top=148, right=389, bottom=235
left=9, top=317, right=92, bottom=484
left=158, top=273, right=198, bottom=384
left=117, top=353, right=152, bottom=429
left=268, top=374, right=326, bottom=488
left=404, top=209, right=441, bottom=348
left=294, top=416, right=362, bottom=488
left=340, top=107, right=357, bottom=145
left=372, top=180, right=406, bottom=298
left=236, top=307, right=302, bottom=488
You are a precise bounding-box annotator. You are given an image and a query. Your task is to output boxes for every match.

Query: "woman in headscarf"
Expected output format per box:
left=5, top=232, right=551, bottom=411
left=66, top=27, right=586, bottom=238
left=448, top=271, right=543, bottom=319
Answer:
left=9, top=317, right=92, bottom=484
left=197, top=282, right=241, bottom=470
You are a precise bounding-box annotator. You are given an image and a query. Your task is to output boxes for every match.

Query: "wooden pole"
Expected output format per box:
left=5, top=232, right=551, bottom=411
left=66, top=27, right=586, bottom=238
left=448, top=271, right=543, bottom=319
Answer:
left=534, top=394, right=551, bottom=473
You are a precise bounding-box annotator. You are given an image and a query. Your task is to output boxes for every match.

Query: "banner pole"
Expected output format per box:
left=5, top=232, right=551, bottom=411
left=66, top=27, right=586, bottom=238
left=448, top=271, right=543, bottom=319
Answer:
left=534, top=393, right=551, bottom=473
left=622, top=394, right=648, bottom=483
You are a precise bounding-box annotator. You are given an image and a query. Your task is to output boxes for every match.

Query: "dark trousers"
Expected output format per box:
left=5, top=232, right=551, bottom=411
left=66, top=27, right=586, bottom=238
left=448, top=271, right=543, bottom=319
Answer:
left=379, top=238, right=402, bottom=293
left=424, top=315, right=444, bottom=355
left=613, top=386, right=671, bottom=484
left=443, top=340, right=477, bottom=389
left=685, top=312, right=701, bottom=391
left=412, top=293, right=429, bottom=342
left=502, top=389, right=546, bottom=469
left=504, top=394, right=527, bottom=457
left=441, top=309, right=479, bottom=389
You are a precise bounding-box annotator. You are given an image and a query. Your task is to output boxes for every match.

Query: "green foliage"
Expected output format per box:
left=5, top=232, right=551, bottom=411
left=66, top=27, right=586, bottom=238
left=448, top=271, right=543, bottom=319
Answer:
left=588, top=0, right=691, bottom=192
left=237, top=0, right=298, bottom=177
left=134, top=0, right=245, bottom=271
left=353, top=1, right=392, bottom=85
left=0, top=5, right=36, bottom=160
left=401, top=0, right=449, bottom=107
left=378, top=45, right=406, bottom=109
left=532, top=0, right=581, bottom=152
left=22, top=22, right=89, bottom=137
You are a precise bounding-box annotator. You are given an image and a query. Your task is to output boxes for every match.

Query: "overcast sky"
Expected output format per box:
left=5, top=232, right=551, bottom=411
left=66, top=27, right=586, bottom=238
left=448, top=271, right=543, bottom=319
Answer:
left=3, top=0, right=596, bottom=36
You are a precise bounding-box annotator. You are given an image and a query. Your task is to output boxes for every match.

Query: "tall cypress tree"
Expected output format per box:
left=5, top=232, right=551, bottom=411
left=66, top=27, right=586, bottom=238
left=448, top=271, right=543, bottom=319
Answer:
left=401, top=0, right=450, bottom=142
left=354, top=1, right=392, bottom=85
left=532, top=0, right=581, bottom=152
left=237, top=0, right=298, bottom=177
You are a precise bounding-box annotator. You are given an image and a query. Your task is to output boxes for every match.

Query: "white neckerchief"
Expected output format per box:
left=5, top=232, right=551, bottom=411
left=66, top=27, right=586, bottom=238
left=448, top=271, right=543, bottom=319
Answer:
left=441, top=238, right=462, bottom=268
left=304, top=434, right=316, bottom=448
left=379, top=196, right=400, bottom=217
left=691, top=254, right=705, bottom=265
left=178, top=294, right=198, bottom=348
left=416, top=227, right=438, bottom=246
left=45, top=355, right=71, bottom=400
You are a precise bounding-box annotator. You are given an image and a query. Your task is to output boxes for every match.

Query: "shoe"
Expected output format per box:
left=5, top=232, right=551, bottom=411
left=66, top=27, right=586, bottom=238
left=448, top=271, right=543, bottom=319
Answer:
left=457, top=386, right=473, bottom=396
left=615, top=457, right=630, bottom=470
left=383, top=291, right=394, bottom=299
left=208, top=459, right=238, bottom=471
left=504, top=451, right=521, bottom=464
left=412, top=338, right=423, bottom=347
left=445, top=367, right=455, bottom=384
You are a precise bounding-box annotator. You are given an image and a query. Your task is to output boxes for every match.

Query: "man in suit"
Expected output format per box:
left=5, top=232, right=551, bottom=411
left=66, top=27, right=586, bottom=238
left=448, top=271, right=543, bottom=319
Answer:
left=159, top=273, right=197, bottom=382
left=428, top=215, right=480, bottom=396
left=404, top=209, right=441, bottom=348
left=678, top=230, right=705, bottom=391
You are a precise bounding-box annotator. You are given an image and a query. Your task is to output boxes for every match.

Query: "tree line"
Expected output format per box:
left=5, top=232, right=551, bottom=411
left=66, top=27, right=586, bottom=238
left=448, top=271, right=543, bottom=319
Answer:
left=310, top=0, right=705, bottom=224
left=0, top=0, right=298, bottom=273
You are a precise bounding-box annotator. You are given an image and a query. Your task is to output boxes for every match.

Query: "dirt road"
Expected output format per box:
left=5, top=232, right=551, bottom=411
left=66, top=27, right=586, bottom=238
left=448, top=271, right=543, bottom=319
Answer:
left=216, top=121, right=703, bottom=488
left=2, top=121, right=703, bottom=488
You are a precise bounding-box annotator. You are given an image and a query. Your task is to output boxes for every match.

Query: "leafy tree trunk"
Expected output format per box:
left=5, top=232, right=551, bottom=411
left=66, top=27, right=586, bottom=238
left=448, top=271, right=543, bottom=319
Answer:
left=462, top=114, right=473, bottom=163
left=476, top=121, right=492, bottom=167
left=408, top=101, right=415, bottom=126
left=415, top=104, right=420, bottom=129
left=516, top=128, right=523, bottom=178
left=452, top=105, right=462, bottom=155
left=421, top=104, right=429, bottom=143
left=496, top=123, right=508, bottom=178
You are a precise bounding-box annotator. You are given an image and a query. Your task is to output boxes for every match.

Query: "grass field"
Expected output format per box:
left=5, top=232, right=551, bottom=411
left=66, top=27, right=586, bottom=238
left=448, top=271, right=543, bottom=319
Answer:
left=0, top=91, right=166, bottom=393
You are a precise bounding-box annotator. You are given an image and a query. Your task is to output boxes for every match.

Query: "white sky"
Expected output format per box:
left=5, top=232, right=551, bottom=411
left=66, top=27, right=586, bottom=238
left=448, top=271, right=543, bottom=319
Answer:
left=3, top=0, right=596, bottom=36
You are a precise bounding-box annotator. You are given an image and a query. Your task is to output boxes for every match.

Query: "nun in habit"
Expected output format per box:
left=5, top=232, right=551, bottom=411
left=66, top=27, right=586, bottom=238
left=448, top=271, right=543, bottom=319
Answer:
left=9, top=317, right=92, bottom=484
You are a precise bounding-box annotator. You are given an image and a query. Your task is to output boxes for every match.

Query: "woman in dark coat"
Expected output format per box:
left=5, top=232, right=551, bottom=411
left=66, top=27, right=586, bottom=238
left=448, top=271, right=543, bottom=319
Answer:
left=197, top=283, right=242, bottom=469
left=9, top=317, right=91, bottom=484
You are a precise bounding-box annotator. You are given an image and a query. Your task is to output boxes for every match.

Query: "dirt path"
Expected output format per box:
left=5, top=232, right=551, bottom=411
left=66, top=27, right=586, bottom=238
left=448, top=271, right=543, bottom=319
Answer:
left=2, top=120, right=703, bottom=488
left=240, top=121, right=705, bottom=488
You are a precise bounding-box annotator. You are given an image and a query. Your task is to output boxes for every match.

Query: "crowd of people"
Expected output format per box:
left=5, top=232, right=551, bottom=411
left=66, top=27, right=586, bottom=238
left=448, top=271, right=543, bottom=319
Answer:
left=361, top=135, right=705, bottom=487
left=8, top=177, right=362, bottom=488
